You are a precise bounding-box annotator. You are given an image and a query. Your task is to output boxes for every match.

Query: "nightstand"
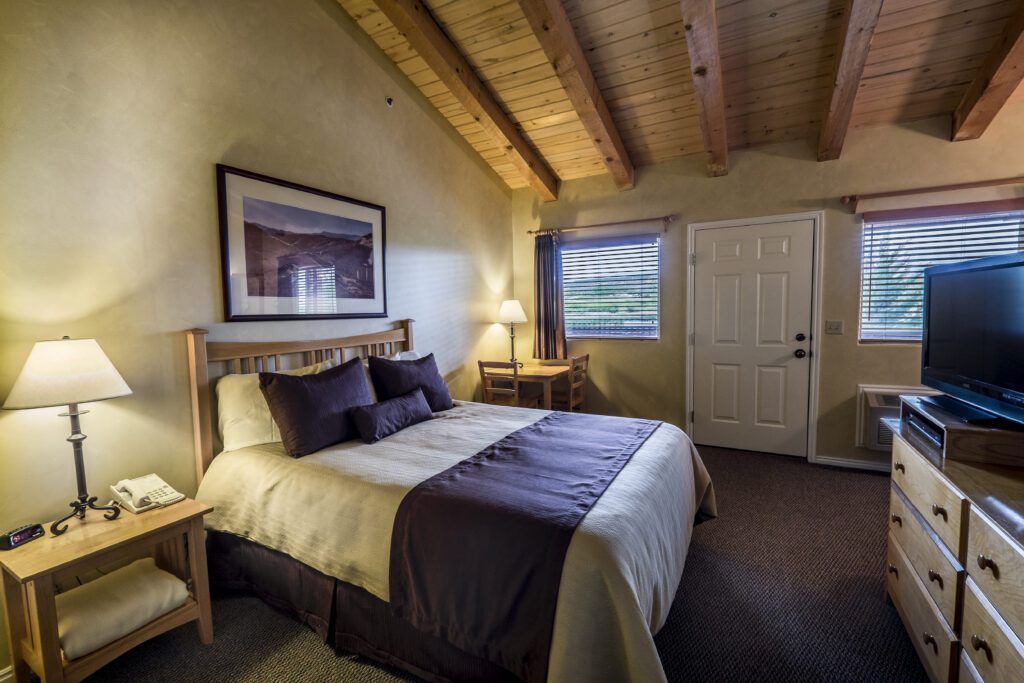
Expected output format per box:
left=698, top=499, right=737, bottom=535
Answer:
left=0, top=499, right=213, bottom=682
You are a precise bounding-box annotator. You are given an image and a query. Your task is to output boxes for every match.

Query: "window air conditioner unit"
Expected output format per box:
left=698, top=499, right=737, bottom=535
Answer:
left=858, top=385, right=940, bottom=452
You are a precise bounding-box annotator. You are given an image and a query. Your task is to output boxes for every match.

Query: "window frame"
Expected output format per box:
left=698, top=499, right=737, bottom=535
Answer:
left=857, top=211, right=1024, bottom=344
left=560, top=233, right=662, bottom=341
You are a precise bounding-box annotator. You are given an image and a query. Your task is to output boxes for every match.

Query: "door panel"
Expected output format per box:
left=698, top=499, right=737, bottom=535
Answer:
left=692, top=219, right=814, bottom=456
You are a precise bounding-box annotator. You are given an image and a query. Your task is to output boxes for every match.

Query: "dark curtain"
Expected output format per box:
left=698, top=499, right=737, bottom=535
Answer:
left=533, top=234, right=567, bottom=360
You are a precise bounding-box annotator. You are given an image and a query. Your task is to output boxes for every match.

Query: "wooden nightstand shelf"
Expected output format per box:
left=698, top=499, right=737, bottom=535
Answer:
left=0, top=499, right=214, bottom=682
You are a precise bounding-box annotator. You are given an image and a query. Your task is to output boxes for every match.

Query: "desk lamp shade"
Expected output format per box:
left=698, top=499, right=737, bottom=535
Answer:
left=3, top=338, right=131, bottom=535
left=4, top=338, right=131, bottom=409
left=498, top=299, right=528, bottom=324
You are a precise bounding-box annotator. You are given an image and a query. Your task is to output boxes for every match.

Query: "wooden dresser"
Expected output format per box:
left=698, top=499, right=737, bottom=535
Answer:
left=885, top=402, right=1024, bottom=682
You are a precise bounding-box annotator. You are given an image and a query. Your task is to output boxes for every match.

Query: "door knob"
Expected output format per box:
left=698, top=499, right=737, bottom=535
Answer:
left=794, top=349, right=807, bottom=359
left=795, top=333, right=807, bottom=341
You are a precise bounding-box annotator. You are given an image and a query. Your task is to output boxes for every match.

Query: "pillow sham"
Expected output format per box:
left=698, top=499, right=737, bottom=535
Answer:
left=351, top=388, right=433, bottom=443
left=216, top=358, right=336, bottom=451
left=358, top=352, right=420, bottom=403
left=368, top=353, right=453, bottom=412
left=259, top=357, right=374, bottom=457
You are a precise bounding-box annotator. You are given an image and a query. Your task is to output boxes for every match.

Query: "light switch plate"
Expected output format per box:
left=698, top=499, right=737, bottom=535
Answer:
left=825, top=320, right=844, bottom=335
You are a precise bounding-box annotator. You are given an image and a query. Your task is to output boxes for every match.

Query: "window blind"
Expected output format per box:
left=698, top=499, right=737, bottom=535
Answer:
left=561, top=234, right=660, bottom=339
left=860, top=211, right=1024, bottom=341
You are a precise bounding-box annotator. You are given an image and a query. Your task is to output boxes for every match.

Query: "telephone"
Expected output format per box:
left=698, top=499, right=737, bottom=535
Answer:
left=110, top=474, right=184, bottom=514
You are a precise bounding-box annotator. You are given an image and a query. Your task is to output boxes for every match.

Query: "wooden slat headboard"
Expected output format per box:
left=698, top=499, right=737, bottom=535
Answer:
left=185, top=319, right=415, bottom=485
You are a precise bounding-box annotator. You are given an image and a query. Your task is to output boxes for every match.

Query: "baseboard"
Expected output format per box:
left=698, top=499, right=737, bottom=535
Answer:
left=812, top=454, right=891, bottom=473
left=0, top=665, right=13, bottom=683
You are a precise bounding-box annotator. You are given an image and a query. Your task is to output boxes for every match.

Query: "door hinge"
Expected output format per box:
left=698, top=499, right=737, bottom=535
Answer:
left=689, top=332, right=695, bottom=345
left=689, top=410, right=695, bottom=423
left=689, top=253, right=696, bottom=265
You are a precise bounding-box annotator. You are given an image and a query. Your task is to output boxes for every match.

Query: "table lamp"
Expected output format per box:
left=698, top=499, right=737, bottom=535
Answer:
left=3, top=337, right=132, bottom=535
left=497, top=299, right=528, bottom=366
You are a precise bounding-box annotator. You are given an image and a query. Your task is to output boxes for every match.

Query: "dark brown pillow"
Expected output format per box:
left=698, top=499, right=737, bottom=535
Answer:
left=351, top=388, right=433, bottom=444
left=259, top=357, right=373, bottom=457
left=368, top=353, right=453, bottom=412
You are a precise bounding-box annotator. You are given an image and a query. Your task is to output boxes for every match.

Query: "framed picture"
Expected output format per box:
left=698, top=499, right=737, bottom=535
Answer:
left=216, top=164, right=387, bottom=321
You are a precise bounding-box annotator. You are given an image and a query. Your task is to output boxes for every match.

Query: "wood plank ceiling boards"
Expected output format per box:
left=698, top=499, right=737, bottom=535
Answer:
left=337, top=0, right=1024, bottom=196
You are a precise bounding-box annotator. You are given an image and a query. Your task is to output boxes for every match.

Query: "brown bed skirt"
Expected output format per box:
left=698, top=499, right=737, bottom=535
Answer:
left=206, top=531, right=519, bottom=683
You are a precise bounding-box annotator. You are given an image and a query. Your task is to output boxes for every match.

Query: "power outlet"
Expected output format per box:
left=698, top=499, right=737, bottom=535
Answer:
left=825, top=320, right=844, bottom=335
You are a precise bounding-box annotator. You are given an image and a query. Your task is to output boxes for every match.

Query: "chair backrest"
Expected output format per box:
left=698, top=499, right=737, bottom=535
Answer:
left=569, top=354, right=589, bottom=406
left=479, top=360, right=519, bottom=404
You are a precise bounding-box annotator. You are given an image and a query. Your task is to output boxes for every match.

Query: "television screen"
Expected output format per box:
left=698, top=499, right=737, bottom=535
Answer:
left=923, top=254, right=1024, bottom=423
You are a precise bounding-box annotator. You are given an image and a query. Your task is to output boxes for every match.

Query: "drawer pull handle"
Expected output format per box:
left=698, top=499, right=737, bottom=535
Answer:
left=887, top=563, right=898, bottom=578
left=894, top=462, right=905, bottom=473
left=890, top=513, right=902, bottom=527
left=922, top=632, right=938, bottom=654
left=927, top=569, right=944, bottom=590
left=971, top=635, right=993, bottom=663
left=931, top=504, right=948, bottom=521
left=977, top=554, right=999, bottom=577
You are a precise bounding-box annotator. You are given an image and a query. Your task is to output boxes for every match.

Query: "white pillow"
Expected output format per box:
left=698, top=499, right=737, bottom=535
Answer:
left=389, top=350, right=422, bottom=361
left=56, top=558, right=188, bottom=660
left=216, top=358, right=336, bottom=451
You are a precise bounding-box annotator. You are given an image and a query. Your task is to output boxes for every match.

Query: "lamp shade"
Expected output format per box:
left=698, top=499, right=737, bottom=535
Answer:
left=498, top=299, right=528, bottom=324
left=3, top=338, right=132, bottom=409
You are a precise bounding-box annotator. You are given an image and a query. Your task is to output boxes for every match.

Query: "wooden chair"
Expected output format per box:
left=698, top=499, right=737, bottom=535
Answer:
left=479, top=361, right=541, bottom=409
left=551, top=354, right=589, bottom=412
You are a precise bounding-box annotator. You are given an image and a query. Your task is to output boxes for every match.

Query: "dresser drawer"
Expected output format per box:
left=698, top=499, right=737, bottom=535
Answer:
left=887, top=534, right=958, bottom=683
left=889, top=485, right=964, bottom=628
left=892, top=433, right=968, bottom=560
left=968, top=506, right=1024, bottom=643
left=963, top=577, right=1024, bottom=682
left=960, top=650, right=982, bottom=683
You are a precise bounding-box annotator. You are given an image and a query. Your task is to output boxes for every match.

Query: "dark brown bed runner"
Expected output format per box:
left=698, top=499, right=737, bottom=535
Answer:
left=388, top=411, right=662, bottom=682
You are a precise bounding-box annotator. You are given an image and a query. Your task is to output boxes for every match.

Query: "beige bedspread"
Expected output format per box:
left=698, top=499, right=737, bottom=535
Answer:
left=196, top=401, right=715, bottom=682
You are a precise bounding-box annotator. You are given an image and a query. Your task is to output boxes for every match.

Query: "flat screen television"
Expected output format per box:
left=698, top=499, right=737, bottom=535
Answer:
left=922, top=252, right=1024, bottom=425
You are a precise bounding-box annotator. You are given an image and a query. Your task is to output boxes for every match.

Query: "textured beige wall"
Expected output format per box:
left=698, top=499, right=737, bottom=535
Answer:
left=0, top=0, right=514, bottom=665
left=513, top=104, right=1024, bottom=468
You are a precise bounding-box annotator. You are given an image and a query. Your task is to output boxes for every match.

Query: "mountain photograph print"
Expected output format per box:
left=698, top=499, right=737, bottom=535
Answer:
left=217, top=165, right=386, bottom=321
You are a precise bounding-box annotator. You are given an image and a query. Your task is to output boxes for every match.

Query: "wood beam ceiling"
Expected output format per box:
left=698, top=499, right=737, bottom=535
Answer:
left=679, top=0, right=728, bottom=176
left=818, top=0, right=885, bottom=161
left=952, top=2, right=1024, bottom=141
left=517, top=0, right=635, bottom=190
left=373, top=0, right=560, bottom=200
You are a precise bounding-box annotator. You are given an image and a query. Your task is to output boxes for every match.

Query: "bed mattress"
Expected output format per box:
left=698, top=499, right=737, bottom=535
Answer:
left=196, top=401, right=715, bottom=682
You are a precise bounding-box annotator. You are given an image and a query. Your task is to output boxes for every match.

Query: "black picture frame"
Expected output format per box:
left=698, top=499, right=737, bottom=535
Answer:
left=216, top=164, right=387, bottom=321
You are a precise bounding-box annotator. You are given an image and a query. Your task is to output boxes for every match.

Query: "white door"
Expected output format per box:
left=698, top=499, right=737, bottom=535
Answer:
left=691, top=219, right=815, bottom=456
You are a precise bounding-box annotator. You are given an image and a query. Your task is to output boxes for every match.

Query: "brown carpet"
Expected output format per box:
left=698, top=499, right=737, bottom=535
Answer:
left=88, top=447, right=926, bottom=682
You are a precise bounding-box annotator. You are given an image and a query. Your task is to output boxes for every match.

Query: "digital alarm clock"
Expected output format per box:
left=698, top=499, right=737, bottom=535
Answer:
left=1, top=523, right=44, bottom=550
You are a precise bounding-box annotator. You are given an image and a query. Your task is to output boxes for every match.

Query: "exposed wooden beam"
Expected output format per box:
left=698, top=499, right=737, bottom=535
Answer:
left=517, top=0, right=635, bottom=190
left=952, top=4, right=1024, bottom=141
left=372, top=0, right=559, bottom=200
left=679, top=0, right=728, bottom=176
left=818, top=0, right=885, bottom=161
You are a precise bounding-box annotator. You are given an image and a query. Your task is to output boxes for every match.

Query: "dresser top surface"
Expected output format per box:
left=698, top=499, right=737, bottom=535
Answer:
left=889, top=418, right=1024, bottom=547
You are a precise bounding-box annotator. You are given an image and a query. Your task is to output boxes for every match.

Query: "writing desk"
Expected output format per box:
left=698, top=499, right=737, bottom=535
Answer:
left=490, top=364, right=569, bottom=410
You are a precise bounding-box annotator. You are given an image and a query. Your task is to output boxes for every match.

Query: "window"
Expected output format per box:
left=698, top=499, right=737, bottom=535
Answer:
left=561, top=234, right=660, bottom=339
left=859, top=211, right=1024, bottom=342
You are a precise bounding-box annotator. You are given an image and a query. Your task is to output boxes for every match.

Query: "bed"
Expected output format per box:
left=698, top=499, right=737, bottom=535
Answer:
left=185, top=321, right=716, bottom=682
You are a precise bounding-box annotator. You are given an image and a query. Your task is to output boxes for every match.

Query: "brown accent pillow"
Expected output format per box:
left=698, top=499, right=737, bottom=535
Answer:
left=368, top=353, right=453, bottom=412
left=351, top=388, right=434, bottom=444
left=259, top=357, right=373, bottom=457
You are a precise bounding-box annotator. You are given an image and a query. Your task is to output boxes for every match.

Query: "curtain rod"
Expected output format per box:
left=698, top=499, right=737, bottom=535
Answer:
left=526, top=214, right=678, bottom=235
left=841, top=175, right=1024, bottom=212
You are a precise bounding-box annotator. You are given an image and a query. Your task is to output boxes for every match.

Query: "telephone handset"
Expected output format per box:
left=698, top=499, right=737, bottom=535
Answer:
left=110, top=474, right=184, bottom=513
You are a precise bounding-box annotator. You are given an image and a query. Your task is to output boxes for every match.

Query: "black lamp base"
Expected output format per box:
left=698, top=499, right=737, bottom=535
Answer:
left=51, top=402, right=121, bottom=536
left=51, top=495, right=120, bottom=536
